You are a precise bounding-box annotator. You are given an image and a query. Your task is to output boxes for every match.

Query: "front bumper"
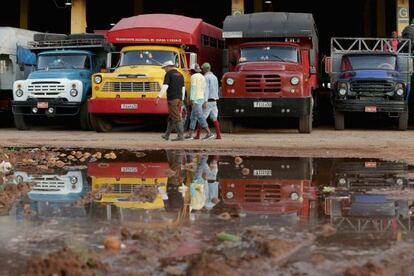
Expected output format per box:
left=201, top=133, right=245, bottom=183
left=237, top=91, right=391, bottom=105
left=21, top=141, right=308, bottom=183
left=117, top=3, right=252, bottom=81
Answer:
left=334, top=99, right=407, bottom=113
left=12, top=99, right=81, bottom=116
left=218, top=97, right=311, bottom=118
left=88, top=98, right=168, bottom=115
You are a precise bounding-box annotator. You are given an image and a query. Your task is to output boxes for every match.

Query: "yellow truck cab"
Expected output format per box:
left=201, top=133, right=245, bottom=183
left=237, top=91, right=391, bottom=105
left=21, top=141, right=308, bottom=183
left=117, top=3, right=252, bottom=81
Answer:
left=88, top=14, right=223, bottom=132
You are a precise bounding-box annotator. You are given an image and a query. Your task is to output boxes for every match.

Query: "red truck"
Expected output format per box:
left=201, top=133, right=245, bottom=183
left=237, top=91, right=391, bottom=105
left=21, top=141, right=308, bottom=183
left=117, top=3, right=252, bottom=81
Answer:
left=220, top=12, right=319, bottom=133
left=219, top=157, right=317, bottom=224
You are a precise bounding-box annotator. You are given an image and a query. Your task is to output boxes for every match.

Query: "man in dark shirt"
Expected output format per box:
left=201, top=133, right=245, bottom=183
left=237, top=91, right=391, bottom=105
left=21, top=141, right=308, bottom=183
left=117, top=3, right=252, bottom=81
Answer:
left=156, top=60, right=186, bottom=141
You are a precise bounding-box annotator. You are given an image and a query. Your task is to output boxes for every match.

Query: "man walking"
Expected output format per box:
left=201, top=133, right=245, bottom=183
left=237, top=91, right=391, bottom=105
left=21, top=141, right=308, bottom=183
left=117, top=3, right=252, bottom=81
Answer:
left=194, top=62, right=221, bottom=139
left=157, top=60, right=185, bottom=141
left=185, top=64, right=214, bottom=140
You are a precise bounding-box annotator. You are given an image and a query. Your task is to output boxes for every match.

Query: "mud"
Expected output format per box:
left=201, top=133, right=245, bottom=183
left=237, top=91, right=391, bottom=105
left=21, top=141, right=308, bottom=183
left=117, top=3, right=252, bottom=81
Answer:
left=0, top=148, right=414, bottom=275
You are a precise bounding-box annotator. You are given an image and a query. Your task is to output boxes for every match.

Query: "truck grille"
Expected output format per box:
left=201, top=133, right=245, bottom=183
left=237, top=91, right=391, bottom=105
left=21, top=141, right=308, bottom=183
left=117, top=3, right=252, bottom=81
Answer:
left=31, top=177, right=66, bottom=192
left=245, top=74, right=281, bottom=93
left=350, top=80, right=394, bottom=94
left=102, top=82, right=161, bottom=93
left=27, top=82, right=65, bottom=96
left=244, top=184, right=281, bottom=203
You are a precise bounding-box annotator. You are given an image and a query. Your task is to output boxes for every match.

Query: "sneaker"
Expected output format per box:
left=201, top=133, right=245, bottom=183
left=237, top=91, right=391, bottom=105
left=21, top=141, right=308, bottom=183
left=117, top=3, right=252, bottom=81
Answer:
left=184, top=134, right=194, bottom=140
left=161, top=134, right=169, bottom=141
left=202, top=133, right=215, bottom=140
left=171, top=136, right=184, bottom=141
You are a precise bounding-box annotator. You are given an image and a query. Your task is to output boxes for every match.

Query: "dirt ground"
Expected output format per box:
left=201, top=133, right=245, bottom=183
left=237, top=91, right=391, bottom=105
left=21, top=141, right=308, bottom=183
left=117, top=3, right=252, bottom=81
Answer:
left=1, top=128, right=414, bottom=164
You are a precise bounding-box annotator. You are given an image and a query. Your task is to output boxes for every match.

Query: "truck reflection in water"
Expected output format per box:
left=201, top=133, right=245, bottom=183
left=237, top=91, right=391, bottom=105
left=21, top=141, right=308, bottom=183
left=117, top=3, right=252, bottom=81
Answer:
left=14, top=170, right=88, bottom=218
left=87, top=159, right=184, bottom=224
left=325, top=159, right=413, bottom=236
left=218, top=157, right=318, bottom=225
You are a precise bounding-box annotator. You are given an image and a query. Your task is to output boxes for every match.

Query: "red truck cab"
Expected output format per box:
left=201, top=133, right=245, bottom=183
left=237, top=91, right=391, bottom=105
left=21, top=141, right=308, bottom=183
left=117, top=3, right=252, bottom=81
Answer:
left=220, top=12, right=319, bottom=133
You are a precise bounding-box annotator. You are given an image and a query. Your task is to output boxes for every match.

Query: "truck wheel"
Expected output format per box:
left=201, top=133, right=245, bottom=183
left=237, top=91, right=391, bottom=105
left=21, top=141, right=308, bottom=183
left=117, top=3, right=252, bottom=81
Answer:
left=79, top=101, right=92, bottom=131
left=13, top=114, right=30, bottom=130
left=220, top=119, right=234, bottom=133
left=90, top=113, right=112, bottom=132
left=334, top=111, right=345, bottom=130
left=299, top=112, right=312, bottom=133
left=398, top=112, right=408, bottom=131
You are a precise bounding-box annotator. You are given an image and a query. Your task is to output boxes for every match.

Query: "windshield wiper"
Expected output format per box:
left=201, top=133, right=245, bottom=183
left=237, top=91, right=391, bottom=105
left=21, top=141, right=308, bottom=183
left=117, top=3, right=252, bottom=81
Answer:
left=269, top=54, right=288, bottom=62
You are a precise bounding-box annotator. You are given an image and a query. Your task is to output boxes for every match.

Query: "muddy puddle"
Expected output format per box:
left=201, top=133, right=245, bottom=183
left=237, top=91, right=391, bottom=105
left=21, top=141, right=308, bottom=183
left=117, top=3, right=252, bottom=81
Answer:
left=1, top=148, right=414, bottom=275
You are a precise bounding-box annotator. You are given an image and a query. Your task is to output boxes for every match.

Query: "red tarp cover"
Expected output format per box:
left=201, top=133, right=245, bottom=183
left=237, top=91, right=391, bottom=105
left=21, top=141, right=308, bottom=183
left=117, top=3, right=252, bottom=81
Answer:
left=107, top=14, right=203, bottom=45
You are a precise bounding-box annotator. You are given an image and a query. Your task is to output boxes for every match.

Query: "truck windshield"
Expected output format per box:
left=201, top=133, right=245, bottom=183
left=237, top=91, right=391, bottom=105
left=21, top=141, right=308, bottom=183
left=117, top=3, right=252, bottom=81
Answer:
left=240, top=46, right=299, bottom=63
left=37, top=55, right=89, bottom=70
left=121, top=50, right=178, bottom=66
left=341, top=54, right=397, bottom=71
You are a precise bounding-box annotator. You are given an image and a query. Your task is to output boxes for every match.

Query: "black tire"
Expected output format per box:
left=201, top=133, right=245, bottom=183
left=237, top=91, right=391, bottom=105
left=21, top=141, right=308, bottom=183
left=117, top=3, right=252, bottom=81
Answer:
left=68, top=33, right=105, bottom=40
left=334, top=111, right=345, bottom=130
left=220, top=119, right=234, bottom=133
left=90, top=113, right=112, bottom=132
left=79, top=100, right=92, bottom=131
left=13, top=114, right=30, bottom=130
left=398, top=111, right=408, bottom=131
left=299, top=99, right=313, bottom=133
left=33, top=33, right=67, bottom=42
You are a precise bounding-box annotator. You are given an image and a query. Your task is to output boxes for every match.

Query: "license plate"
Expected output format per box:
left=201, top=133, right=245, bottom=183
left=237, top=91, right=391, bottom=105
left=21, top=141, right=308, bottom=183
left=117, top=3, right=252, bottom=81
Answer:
left=121, top=104, right=138, bottom=110
left=121, top=167, right=138, bottom=173
left=365, top=106, right=377, bottom=113
left=253, top=101, right=272, bottom=108
left=253, top=169, right=272, bottom=176
left=37, top=102, right=48, bottom=109
left=365, top=162, right=377, bottom=168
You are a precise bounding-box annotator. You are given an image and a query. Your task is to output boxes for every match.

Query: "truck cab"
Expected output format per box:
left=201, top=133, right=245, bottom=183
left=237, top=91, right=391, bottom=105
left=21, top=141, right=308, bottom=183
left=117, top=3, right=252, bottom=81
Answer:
left=328, top=38, right=412, bottom=130
left=12, top=35, right=108, bottom=130
left=220, top=12, right=319, bottom=133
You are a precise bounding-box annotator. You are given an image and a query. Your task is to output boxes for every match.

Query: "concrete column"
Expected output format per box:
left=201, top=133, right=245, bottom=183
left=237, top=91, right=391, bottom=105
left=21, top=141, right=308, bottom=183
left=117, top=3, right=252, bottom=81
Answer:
left=20, top=0, right=29, bottom=29
left=71, top=0, right=87, bottom=34
left=254, top=0, right=262, bottom=12
left=376, top=0, right=386, bottom=37
left=232, top=0, right=244, bottom=15
left=396, top=0, right=409, bottom=35
left=363, top=0, right=371, bottom=36
left=133, top=0, right=144, bottom=15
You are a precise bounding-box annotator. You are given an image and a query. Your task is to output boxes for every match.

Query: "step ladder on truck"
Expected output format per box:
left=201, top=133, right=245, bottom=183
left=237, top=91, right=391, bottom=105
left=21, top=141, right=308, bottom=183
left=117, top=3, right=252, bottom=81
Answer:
left=326, top=37, right=413, bottom=130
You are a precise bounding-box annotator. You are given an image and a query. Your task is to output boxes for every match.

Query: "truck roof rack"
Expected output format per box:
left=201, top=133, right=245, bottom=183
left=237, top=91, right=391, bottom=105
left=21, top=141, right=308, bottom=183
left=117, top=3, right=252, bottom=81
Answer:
left=27, top=38, right=109, bottom=50
left=331, top=37, right=411, bottom=54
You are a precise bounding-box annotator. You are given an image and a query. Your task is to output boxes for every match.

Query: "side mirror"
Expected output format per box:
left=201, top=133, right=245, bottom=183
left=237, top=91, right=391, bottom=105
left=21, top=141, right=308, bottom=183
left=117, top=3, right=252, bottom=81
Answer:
left=106, top=52, right=121, bottom=72
left=189, top=53, right=197, bottom=69
left=310, top=66, right=317, bottom=75
left=324, top=57, right=332, bottom=74
left=409, top=58, right=413, bottom=73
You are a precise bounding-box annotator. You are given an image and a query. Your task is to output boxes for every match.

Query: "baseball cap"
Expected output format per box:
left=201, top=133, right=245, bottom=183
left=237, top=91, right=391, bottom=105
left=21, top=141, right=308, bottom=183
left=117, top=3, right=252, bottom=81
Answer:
left=190, top=63, right=201, bottom=73
left=201, top=62, right=211, bottom=70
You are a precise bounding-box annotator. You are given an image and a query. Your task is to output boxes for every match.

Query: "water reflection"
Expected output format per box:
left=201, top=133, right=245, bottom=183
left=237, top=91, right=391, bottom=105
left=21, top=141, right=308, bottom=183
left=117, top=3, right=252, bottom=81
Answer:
left=4, top=151, right=414, bottom=234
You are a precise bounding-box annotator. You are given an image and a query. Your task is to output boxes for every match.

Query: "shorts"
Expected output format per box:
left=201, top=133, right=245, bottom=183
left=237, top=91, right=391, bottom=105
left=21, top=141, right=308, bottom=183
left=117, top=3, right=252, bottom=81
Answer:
left=203, top=101, right=218, bottom=121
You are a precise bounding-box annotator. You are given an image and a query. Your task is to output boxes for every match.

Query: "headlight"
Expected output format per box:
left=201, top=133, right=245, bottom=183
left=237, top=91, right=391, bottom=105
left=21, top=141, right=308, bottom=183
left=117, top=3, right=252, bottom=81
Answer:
left=339, top=88, right=347, bottom=96
left=15, top=175, right=24, bottom=184
left=226, top=78, right=235, bottom=86
left=15, top=89, right=24, bottom=97
left=70, top=176, right=78, bottom=185
left=338, top=178, right=347, bottom=185
left=396, top=88, right=404, bottom=96
left=290, top=77, right=300, bottom=85
left=70, top=89, right=78, bottom=97
left=226, top=191, right=234, bottom=199
left=94, top=75, right=102, bottom=84
left=290, top=192, right=299, bottom=201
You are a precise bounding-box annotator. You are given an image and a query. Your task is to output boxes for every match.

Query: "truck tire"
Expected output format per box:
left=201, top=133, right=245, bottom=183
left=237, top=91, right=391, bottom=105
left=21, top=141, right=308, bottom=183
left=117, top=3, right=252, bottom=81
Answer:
left=398, top=111, right=408, bottom=131
left=90, top=113, right=112, bottom=132
left=14, top=114, right=30, bottom=130
left=68, top=33, right=105, bottom=40
left=33, top=33, right=67, bottom=42
left=220, top=119, right=234, bottom=133
left=79, top=101, right=92, bottom=131
left=299, top=99, right=313, bottom=133
left=334, top=111, right=345, bottom=130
